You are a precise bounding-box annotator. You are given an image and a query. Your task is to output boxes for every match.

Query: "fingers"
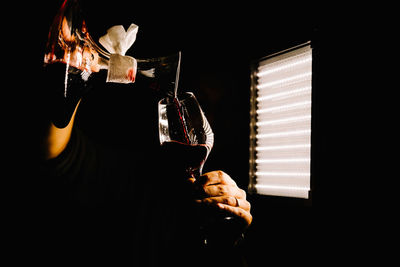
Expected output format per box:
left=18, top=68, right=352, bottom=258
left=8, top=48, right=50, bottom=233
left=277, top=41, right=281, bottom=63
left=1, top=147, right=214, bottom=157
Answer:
left=194, top=170, right=247, bottom=207
left=196, top=170, right=242, bottom=198
left=195, top=196, right=253, bottom=227
left=193, top=170, right=253, bottom=227
left=217, top=203, right=253, bottom=226
left=197, top=170, right=237, bottom=186
left=202, top=184, right=246, bottom=199
left=196, top=196, right=251, bottom=212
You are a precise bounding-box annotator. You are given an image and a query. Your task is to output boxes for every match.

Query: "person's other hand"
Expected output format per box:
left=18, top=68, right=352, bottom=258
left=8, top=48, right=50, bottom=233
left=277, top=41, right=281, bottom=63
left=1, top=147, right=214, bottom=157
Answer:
left=190, top=170, right=252, bottom=227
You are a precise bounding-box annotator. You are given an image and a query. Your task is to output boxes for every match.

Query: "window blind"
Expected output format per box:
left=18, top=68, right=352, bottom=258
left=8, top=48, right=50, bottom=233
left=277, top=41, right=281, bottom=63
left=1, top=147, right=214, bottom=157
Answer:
left=249, top=42, right=312, bottom=199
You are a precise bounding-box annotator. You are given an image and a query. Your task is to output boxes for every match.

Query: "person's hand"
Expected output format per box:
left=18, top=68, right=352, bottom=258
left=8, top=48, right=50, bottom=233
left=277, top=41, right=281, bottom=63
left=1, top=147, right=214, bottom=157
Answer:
left=190, top=170, right=252, bottom=227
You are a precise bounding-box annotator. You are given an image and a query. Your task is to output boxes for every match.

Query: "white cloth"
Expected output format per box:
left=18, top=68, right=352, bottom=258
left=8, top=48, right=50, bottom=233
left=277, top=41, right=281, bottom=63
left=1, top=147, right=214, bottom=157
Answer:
left=99, top=24, right=138, bottom=83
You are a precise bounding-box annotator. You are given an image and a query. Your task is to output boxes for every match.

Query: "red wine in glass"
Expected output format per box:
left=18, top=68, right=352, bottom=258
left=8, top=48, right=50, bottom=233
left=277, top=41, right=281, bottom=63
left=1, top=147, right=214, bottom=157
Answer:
left=161, top=141, right=211, bottom=178
left=158, top=92, right=214, bottom=178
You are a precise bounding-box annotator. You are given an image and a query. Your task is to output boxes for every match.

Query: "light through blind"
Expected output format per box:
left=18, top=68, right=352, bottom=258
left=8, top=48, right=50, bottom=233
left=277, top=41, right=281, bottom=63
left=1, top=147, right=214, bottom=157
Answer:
left=249, top=42, right=312, bottom=199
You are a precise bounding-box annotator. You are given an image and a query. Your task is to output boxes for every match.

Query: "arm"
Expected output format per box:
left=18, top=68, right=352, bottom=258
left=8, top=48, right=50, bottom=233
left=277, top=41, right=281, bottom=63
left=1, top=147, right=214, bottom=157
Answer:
left=43, top=100, right=80, bottom=160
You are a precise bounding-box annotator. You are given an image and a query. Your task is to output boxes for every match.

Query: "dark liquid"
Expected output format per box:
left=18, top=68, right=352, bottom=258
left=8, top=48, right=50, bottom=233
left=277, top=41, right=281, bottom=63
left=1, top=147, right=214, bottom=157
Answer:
left=43, top=63, right=104, bottom=128
left=172, top=97, right=191, bottom=144
left=161, top=141, right=210, bottom=177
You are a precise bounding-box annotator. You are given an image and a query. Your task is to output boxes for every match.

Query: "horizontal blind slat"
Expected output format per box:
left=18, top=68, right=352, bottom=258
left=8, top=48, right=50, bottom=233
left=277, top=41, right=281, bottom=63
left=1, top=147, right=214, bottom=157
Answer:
left=250, top=43, right=312, bottom=199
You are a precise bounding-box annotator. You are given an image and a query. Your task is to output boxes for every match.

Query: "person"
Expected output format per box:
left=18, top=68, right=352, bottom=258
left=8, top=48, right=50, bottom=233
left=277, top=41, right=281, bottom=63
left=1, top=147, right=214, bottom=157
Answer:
left=34, top=77, right=252, bottom=266
left=11, top=1, right=252, bottom=265
left=31, top=45, right=253, bottom=267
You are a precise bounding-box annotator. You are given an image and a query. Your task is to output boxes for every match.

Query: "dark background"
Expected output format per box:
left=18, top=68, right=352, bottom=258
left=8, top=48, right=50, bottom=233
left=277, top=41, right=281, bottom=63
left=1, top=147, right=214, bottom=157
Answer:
left=7, top=0, right=338, bottom=265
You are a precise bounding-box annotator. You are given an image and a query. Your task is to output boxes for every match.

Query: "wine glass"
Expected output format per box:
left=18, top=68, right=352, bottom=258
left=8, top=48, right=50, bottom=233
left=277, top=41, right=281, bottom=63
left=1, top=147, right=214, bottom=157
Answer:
left=158, top=92, right=213, bottom=179
left=158, top=92, right=246, bottom=247
left=158, top=92, right=215, bottom=245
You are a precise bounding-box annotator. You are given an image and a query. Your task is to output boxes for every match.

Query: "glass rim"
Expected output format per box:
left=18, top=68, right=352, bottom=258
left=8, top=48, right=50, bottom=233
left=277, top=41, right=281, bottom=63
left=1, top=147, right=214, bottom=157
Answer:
left=158, top=91, right=196, bottom=105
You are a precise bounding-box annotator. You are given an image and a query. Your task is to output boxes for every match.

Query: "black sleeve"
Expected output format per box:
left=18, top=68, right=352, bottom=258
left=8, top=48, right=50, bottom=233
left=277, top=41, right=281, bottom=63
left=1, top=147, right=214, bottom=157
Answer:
left=37, top=127, right=248, bottom=267
left=36, top=127, right=141, bottom=265
left=43, top=126, right=134, bottom=208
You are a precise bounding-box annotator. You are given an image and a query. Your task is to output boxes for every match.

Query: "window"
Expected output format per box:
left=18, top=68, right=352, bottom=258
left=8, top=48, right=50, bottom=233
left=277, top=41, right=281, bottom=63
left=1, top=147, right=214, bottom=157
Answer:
left=249, top=42, right=312, bottom=199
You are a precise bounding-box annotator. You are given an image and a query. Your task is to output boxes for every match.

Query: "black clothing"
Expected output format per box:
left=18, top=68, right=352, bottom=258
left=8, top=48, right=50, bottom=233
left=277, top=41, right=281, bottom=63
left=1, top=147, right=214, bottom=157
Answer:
left=21, top=127, right=246, bottom=266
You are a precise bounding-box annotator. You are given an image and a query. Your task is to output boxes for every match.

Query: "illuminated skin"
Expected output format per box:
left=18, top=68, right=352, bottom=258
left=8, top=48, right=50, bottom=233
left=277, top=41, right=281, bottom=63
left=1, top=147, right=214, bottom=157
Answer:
left=43, top=100, right=80, bottom=160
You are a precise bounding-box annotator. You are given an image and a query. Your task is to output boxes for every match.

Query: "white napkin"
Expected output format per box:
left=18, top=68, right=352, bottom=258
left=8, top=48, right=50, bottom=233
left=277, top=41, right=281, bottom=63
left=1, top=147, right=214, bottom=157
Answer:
left=99, top=24, right=139, bottom=83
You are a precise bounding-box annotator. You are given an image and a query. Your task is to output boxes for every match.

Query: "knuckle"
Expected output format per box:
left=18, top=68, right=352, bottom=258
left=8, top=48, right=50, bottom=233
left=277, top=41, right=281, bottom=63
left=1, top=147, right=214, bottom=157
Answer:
left=219, top=185, right=228, bottom=195
left=239, top=188, right=246, bottom=198
left=216, top=170, right=225, bottom=182
left=227, top=196, right=236, bottom=206
left=216, top=170, right=225, bottom=177
left=227, top=186, right=236, bottom=196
